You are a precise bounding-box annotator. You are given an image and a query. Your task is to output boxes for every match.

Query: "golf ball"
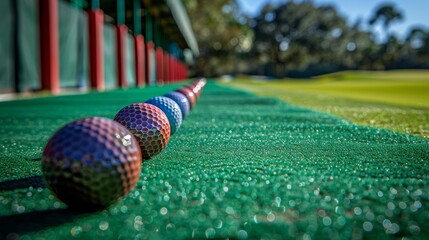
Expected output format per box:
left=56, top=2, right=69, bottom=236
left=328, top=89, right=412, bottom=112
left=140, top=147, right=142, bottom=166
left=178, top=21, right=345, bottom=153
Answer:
left=42, top=117, right=142, bottom=210
left=187, top=84, right=201, bottom=99
left=146, top=96, right=183, bottom=135
left=164, top=91, right=190, bottom=118
left=175, top=87, right=196, bottom=109
left=114, top=103, right=170, bottom=160
left=197, top=78, right=207, bottom=87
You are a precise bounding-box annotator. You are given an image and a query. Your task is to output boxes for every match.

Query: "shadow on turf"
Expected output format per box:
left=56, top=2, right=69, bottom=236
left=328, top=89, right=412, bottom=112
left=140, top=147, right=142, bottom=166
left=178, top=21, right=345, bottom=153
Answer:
left=0, top=176, right=46, bottom=191
left=0, top=208, right=88, bottom=238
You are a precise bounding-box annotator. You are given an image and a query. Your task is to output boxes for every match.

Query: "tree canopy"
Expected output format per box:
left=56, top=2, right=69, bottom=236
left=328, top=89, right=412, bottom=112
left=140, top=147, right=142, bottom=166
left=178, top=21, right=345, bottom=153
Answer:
left=183, top=0, right=251, bottom=76
left=184, top=1, right=429, bottom=77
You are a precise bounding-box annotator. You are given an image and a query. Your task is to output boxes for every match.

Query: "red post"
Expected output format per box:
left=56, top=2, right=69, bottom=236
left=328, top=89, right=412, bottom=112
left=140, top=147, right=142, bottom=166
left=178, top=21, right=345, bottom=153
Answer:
left=172, top=57, right=177, bottom=81
left=180, top=63, right=183, bottom=80
left=183, top=63, right=187, bottom=79
left=39, top=0, right=59, bottom=94
left=170, top=57, right=174, bottom=82
left=169, top=55, right=173, bottom=82
left=177, top=61, right=181, bottom=80
left=168, top=55, right=173, bottom=82
left=88, top=9, right=104, bottom=91
left=179, top=62, right=183, bottom=80
left=164, top=52, right=170, bottom=83
left=134, top=35, right=145, bottom=87
left=116, top=25, right=127, bottom=88
left=177, top=61, right=180, bottom=80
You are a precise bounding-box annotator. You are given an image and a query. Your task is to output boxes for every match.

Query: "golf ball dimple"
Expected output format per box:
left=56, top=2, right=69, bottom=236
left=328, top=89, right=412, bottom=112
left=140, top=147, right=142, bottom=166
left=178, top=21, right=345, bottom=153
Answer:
left=164, top=91, right=190, bottom=119
left=42, top=117, right=142, bottom=210
left=146, top=96, right=183, bottom=135
left=114, top=103, right=170, bottom=160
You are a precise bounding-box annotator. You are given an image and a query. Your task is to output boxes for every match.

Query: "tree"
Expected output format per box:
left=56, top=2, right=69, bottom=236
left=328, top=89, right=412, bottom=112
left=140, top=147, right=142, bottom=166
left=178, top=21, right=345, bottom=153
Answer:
left=368, top=4, right=404, bottom=68
left=184, top=0, right=426, bottom=77
left=369, top=4, right=403, bottom=39
left=183, top=0, right=252, bottom=77
left=404, top=27, right=429, bottom=67
left=251, top=1, right=351, bottom=77
left=342, top=20, right=379, bottom=70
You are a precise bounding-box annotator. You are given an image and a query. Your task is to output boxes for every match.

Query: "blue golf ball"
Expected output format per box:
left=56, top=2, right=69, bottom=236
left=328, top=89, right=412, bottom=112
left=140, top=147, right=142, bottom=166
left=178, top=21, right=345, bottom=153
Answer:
left=145, top=96, right=183, bottom=135
left=164, top=91, right=190, bottom=118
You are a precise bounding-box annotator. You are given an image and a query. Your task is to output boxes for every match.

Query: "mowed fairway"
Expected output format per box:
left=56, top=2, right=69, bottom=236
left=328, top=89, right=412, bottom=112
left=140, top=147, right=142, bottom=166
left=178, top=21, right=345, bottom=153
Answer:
left=224, top=70, right=429, bottom=139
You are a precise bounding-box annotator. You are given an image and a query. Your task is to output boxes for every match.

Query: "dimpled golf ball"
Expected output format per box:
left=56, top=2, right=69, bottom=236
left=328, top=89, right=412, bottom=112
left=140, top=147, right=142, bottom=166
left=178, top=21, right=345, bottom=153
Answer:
left=188, top=84, right=201, bottom=99
left=146, top=96, right=182, bottom=135
left=42, top=117, right=142, bottom=210
left=175, top=87, right=196, bottom=109
left=164, top=91, right=190, bottom=118
left=197, top=78, right=207, bottom=87
left=114, top=103, right=170, bottom=160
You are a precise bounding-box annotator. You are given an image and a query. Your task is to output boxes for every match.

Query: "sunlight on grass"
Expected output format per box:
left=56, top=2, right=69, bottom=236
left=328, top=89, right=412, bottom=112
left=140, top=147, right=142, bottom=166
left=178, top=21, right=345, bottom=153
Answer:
left=223, top=70, right=429, bottom=139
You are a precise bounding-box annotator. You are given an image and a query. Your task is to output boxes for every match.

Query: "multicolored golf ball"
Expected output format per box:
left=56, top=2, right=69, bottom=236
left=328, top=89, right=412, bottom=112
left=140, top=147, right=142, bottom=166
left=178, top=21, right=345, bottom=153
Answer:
left=187, top=84, right=201, bottom=99
left=42, top=117, right=142, bottom=210
left=175, top=87, right=196, bottom=109
left=145, top=96, right=183, bottom=135
left=193, top=78, right=207, bottom=97
left=164, top=91, right=190, bottom=118
left=114, top=103, right=170, bottom=160
left=197, top=78, right=207, bottom=87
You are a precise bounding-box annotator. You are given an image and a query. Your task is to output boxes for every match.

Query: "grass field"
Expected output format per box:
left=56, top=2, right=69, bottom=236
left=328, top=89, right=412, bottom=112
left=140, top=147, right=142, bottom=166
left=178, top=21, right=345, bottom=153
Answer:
left=223, top=70, right=429, bottom=139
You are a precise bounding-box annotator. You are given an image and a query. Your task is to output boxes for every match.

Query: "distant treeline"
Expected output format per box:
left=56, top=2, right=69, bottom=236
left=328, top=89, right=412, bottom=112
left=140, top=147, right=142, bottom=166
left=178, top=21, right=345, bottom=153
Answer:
left=184, top=0, right=429, bottom=78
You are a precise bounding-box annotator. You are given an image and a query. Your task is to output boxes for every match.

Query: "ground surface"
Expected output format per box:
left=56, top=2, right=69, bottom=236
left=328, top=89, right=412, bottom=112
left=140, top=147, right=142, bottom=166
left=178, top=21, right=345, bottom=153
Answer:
left=0, top=82, right=428, bottom=239
left=224, top=70, right=429, bottom=139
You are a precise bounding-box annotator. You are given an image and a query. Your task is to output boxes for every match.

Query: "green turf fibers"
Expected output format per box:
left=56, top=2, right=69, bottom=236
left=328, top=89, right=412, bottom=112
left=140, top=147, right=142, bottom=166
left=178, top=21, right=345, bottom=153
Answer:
left=0, top=82, right=428, bottom=239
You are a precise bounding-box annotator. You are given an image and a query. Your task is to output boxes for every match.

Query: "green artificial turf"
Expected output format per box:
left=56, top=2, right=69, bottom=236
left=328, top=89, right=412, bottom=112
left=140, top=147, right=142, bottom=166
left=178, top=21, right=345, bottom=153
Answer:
left=0, top=81, right=428, bottom=239
left=225, top=70, right=429, bottom=139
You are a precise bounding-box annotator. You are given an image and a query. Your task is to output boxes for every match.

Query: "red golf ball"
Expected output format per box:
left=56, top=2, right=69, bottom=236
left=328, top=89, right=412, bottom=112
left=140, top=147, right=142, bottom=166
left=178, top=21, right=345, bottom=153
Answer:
left=42, top=117, right=142, bottom=210
left=176, top=87, right=197, bottom=109
left=187, top=84, right=201, bottom=99
left=114, top=103, right=171, bottom=160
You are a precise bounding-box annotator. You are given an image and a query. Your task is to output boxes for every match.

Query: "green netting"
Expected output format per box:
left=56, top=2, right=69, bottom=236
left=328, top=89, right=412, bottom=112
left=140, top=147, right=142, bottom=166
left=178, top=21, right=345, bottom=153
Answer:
left=0, top=0, right=90, bottom=92
left=0, top=1, right=13, bottom=91
left=103, top=23, right=117, bottom=89
left=17, top=0, right=40, bottom=91
left=0, top=0, right=41, bottom=91
left=126, top=34, right=136, bottom=87
left=78, top=11, right=89, bottom=88
left=0, top=82, right=428, bottom=239
left=58, top=0, right=89, bottom=88
left=148, top=48, right=156, bottom=86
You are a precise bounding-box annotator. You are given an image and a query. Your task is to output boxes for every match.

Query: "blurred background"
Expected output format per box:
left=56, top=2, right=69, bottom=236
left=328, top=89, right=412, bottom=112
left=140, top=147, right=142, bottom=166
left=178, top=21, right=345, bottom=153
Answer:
left=185, top=0, right=429, bottom=78
left=0, top=0, right=428, bottom=95
left=0, top=0, right=195, bottom=94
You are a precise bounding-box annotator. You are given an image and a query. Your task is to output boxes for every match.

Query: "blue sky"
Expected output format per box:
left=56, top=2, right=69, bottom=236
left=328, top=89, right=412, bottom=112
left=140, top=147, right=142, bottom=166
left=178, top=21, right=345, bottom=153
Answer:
left=236, top=0, right=429, bottom=40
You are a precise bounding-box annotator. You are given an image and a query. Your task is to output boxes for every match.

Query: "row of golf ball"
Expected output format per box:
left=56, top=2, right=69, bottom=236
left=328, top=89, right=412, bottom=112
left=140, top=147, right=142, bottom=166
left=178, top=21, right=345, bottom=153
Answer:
left=41, top=78, right=207, bottom=210
left=115, top=78, right=206, bottom=160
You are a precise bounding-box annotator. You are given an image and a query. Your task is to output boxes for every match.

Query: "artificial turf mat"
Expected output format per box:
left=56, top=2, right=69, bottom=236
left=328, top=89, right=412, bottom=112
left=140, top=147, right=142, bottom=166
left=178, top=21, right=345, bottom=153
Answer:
left=0, top=82, right=428, bottom=239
